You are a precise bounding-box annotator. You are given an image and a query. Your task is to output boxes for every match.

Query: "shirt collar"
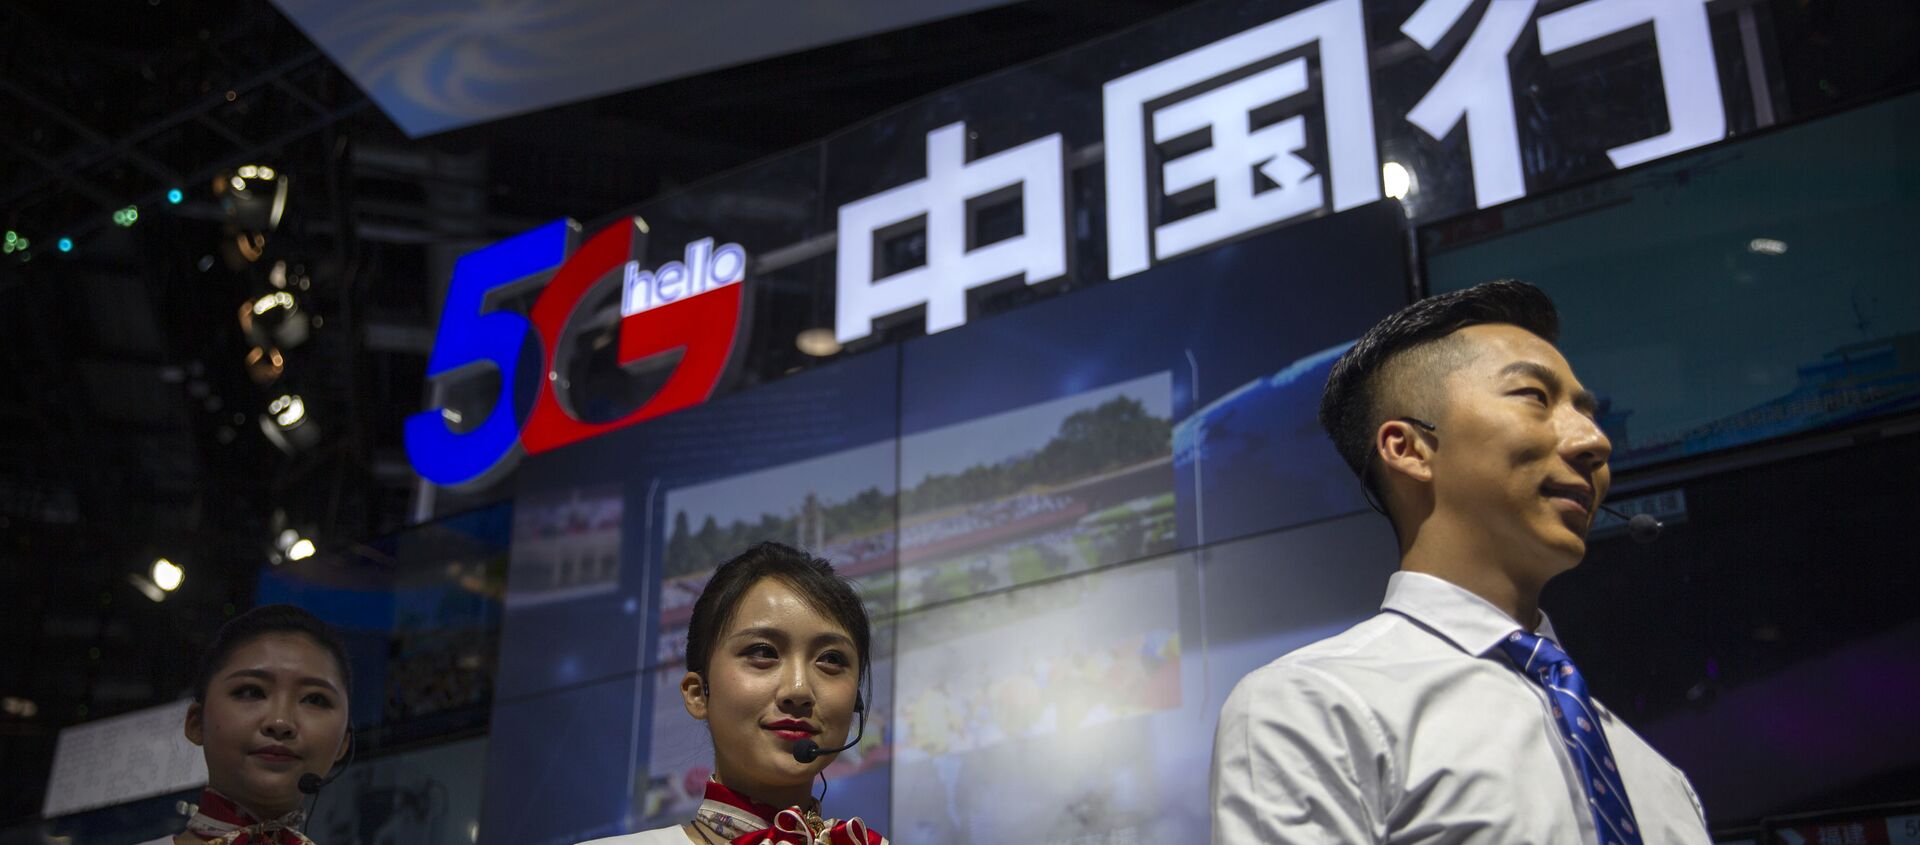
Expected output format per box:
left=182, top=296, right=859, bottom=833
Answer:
left=1380, top=571, right=1563, bottom=656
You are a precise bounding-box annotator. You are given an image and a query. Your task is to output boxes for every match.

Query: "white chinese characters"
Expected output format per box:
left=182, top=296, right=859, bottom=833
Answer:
left=834, top=121, right=1067, bottom=344
left=1102, top=0, right=1379, bottom=278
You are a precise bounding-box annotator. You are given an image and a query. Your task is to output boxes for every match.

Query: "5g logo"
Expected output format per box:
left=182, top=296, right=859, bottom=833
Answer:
left=405, top=218, right=748, bottom=489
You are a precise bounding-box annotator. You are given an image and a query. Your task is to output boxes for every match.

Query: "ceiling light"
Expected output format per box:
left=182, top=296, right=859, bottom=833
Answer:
left=795, top=328, right=842, bottom=357
left=1382, top=161, right=1414, bottom=201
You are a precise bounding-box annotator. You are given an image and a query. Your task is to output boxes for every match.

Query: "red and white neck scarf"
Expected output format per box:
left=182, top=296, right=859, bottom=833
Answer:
left=182, top=789, right=314, bottom=845
left=693, top=780, right=885, bottom=845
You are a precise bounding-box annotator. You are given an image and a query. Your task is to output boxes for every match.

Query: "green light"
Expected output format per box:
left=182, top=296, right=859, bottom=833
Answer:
left=113, top=206, right=139, bottom=227
left=3, top=231, right=15, bottom=245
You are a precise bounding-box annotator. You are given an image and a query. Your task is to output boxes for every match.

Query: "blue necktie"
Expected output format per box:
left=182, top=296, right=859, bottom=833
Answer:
left=1498, top=629, right=1645, bottom=845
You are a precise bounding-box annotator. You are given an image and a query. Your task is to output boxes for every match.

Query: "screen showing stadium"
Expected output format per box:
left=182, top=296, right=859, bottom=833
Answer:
left=1422, top=91, right=1920, bottom=474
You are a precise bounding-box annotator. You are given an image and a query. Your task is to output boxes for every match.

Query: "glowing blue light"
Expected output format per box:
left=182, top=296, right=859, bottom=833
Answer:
left=166, top=188, right=184, bottom=204
left=57, top=238, right=73, bottom=253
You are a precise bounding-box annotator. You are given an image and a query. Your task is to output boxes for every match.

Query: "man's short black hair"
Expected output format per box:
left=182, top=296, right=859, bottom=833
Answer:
left=1318, top=279, right=1560, bottom=506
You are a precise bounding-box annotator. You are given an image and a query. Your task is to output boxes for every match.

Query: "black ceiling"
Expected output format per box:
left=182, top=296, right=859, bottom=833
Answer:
left=0, top=0, right=1203, bottom=823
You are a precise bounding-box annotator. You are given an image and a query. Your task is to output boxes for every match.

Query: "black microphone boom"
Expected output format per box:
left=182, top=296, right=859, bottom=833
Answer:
left=791, top=709, right=866, bottom=764
left=1598, top=504, right=1663, bottom=543
left=297, top=732, right=357, bottom=795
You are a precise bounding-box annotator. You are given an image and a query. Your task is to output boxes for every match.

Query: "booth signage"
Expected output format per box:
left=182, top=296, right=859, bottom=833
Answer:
left=406, top=220, right=748, bottom=489
left=408, top=0, right=1730, bottom=487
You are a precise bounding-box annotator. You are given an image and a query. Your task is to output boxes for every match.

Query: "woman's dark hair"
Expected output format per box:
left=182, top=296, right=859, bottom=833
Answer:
left=192, top=604, right=353, bottom=706
left=1318, top=280, right=1560, bottom=509
left=684, top=542, right=873, bottom=699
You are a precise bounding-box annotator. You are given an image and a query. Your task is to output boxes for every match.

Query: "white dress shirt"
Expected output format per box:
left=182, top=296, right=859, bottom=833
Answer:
left=1212, top=571, right=1711, bottom=844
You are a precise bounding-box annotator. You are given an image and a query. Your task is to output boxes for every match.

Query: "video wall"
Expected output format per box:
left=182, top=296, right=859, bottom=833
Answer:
left=1423, top=91, right=1920, bottom=473
left=478, top=201, right=1409, bottom=845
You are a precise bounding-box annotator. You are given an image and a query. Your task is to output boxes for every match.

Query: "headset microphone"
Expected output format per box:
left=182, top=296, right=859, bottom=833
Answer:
left=297, top=731, right=357, bottom=795
left=1598, top=504, right=1663, bottom=544
left=791, top=695, right=867, bottom=765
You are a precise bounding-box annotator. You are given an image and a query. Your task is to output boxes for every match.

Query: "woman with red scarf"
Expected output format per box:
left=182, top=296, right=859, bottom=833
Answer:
left=581, top=542, right=886, bottom=845
left=138, top=604, right=352, bottom=845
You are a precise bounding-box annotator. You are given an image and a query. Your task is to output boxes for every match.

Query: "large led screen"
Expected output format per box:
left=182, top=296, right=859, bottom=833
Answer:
left=1424, top=92, right=1920, bottom=474
left=900, top=199, right=1408, bottom=566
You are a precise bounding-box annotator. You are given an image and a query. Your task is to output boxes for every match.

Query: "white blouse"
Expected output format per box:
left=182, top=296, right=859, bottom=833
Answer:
left=576, top=825, right=698, bottom=844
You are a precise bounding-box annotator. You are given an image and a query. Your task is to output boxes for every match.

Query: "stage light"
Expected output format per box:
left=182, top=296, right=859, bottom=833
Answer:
left=252, top=291, right=296, bottom=316
left=113, top=206, right=139, bottom=227
left=57, top=238, right=73, bottom=253
left=260, top=393, right=320, bottom=454
left=216, top=164, right=289, bottom=234
left=167, top=188, right=184, bottom=204
left=268, top=394, right=306, bottom=428
left=1748, top=238, right=1788, bottom=256
left=245, top=346, right=285, bottom=385
left=151, top=558, right=183, bottom=592
left=240, top=291, right=310, bottom=349
left=287, top=538, right=316, bottom=561
left=795, top=328, right=842, bottom=357
left=1382, top=161, right=1414, bottom=200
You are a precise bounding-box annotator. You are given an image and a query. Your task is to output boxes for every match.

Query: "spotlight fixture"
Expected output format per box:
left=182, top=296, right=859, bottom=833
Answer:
left=244, top=346, right=285, bottom=385
left=151, top=558, right=184, bottom=592
left=269, top=517, right=320, bottom=566
left=268, top=394, right=306, bottom=429
left=259, top=394, right=320, bottom=454
left=213, top=164, right=288, bottom=234
left=239, top=290, right=310, bottom=349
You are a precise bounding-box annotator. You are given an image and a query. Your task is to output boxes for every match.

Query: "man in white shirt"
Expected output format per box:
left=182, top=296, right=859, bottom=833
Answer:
left=1210, top=281, right=1712, bottom=844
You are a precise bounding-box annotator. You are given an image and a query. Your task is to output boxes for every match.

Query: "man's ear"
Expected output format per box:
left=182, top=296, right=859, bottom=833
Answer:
left=1375, top=418, right=1436, bottom=486
left=680, top=672, right=708, bottom=721
left=184, top=700, right=205, bottom=747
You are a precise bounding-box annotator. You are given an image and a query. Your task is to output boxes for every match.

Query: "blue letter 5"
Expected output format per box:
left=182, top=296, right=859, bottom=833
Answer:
left=405, top=219, right=577, bottom=488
